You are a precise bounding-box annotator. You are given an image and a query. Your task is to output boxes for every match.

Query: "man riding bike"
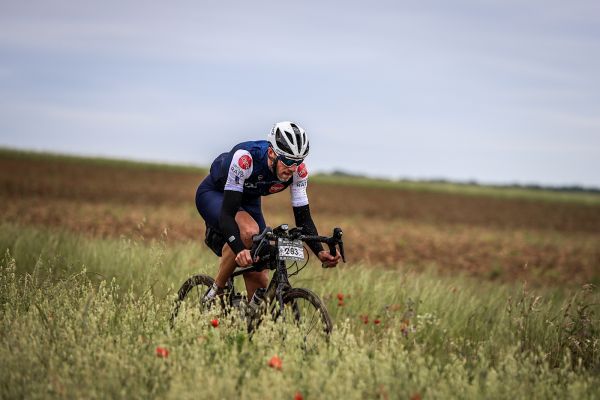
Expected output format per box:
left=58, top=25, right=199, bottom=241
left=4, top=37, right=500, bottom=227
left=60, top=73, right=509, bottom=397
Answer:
left=196, top=121, right=341, bottom=303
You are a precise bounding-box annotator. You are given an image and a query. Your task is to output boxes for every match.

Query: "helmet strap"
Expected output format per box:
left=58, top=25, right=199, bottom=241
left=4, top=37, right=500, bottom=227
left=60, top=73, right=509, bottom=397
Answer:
left=272, top=158, right=278, bottom=179
left=268, top=146, right=280, bottom=179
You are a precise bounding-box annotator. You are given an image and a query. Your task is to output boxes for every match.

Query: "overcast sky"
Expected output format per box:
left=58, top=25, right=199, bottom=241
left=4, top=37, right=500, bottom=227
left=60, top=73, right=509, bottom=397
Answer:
left=1, top=0, right=599, bottom=186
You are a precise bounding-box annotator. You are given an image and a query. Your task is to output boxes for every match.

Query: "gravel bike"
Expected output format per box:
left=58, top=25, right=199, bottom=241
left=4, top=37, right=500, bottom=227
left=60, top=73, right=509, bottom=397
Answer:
left=170, top=224, right=345, bottom=343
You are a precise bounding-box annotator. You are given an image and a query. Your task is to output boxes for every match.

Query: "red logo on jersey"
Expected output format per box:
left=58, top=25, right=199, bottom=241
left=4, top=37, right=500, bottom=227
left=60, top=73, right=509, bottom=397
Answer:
left=238, top=155, right=252, bottom=170
left=297, top=163, right=308, bottom=178
left=269, top=183, right=285, bottom=193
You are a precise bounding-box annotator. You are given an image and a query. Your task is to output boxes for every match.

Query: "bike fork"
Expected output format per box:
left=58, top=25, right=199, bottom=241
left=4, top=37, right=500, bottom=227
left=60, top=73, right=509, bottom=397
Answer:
left=275, top=260, right=291, bottom=316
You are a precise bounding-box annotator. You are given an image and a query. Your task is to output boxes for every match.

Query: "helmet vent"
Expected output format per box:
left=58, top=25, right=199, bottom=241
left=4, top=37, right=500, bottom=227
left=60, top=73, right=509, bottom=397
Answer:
left=290, top=123, right=301, bottom=135
left=290, top=123, right=303, bottom=148
left=275, top=128, right=294, bottom=154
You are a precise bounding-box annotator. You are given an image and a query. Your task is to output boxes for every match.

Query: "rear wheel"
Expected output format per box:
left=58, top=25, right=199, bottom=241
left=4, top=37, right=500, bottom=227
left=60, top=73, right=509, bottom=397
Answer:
left=274, top=288, right=332, bottom=349
left=170, top=274, right=214, bottom=328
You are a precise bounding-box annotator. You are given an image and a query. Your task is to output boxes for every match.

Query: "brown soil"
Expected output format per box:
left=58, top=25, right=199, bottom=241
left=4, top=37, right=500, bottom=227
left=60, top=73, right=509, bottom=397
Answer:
left=2, top=155, right=599, bottom=286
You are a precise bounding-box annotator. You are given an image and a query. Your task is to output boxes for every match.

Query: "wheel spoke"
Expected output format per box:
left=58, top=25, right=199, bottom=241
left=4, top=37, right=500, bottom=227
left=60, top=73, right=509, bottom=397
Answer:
left=279, top=288, right=332, bottom=349
left=296, top=298, right=320, bottom=335
left=305, top=309, right=320, bottom=335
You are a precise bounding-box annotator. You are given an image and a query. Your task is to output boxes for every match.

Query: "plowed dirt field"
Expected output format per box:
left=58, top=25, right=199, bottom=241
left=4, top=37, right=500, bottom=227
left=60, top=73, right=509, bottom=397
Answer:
left=2, top=153, right=599, bottom=286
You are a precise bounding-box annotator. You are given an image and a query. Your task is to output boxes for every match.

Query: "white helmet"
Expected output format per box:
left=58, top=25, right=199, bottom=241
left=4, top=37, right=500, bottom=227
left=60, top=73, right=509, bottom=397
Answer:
left=267, top=121, right=309, bottom=160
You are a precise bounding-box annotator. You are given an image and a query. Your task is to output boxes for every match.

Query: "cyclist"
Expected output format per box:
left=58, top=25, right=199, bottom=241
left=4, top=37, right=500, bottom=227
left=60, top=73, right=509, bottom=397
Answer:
left=196, top=121, right=340, bottom=303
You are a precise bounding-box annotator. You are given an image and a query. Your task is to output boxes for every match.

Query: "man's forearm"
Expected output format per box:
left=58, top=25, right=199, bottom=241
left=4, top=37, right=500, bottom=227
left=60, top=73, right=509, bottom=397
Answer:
left=293, top=204, right=324, bottom=255
left=219, top=191, right=246, bottom=254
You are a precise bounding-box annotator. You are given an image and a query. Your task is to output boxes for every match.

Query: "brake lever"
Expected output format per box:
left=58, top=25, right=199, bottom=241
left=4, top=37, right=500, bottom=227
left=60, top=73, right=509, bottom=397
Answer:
left=339, top=240, right=346, bottom=263
left=321, top=241, right=338, bottom=269
left=322, top=227, right=345, bottom=268
left=252, top=226, right=272, bottom=243
left=289, top=226, right=303, bottom=240
left=251, top=239, right=266, bottom=259
left=332, top=227, right=345, bottom=262
left=327, top=240, right=337, bottom=256
left=250, top=227, right=272, bottom=259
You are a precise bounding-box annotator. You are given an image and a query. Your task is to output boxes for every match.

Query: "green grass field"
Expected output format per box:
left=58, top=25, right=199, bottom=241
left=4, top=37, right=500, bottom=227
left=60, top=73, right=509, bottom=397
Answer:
left=1, top=223, right=598, bottom=399
left=1, top=149, right=599, bottom=399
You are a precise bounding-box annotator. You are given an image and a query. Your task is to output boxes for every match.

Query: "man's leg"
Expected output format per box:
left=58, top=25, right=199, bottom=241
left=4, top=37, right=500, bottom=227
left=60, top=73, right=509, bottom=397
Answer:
left=213, top=211, right=267, bottom=299
left=243, top=270, right=269, bottom=301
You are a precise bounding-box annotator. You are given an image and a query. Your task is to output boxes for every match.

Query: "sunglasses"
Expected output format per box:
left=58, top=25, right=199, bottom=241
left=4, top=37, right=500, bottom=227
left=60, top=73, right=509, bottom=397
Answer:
left=277, top=155, right=304, bottom=168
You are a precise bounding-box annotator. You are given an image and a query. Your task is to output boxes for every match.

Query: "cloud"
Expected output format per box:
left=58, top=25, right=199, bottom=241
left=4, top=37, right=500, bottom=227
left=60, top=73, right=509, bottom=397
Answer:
left=1, top=0, right=599, bottom=186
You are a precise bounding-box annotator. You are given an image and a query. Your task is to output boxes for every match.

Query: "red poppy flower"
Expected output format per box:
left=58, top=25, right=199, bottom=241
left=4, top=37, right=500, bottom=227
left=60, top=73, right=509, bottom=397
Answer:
left=211, top=319, right=219, bottom=328
left=294, top=391, right=304, bottom=400
left=268, top=355, right=282, bottom=370
left=155, top=347, right=169, bottom=358
left=373, top=319, right=381, bottom=325
left=338, top=299, right=345, bottom=307
left=336, top=293, right=344, bottom=301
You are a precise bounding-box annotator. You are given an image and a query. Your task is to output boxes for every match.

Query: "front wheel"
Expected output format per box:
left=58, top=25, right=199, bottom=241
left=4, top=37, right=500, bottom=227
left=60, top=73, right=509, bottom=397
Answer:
left=274, top=288, right=333, bottom=349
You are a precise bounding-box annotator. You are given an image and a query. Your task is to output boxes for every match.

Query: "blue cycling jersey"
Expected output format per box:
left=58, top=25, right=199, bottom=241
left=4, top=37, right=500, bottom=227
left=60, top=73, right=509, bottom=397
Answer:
left=195, top=139, right=322, bottom=256
left=202, top=140, right=309, bottom=206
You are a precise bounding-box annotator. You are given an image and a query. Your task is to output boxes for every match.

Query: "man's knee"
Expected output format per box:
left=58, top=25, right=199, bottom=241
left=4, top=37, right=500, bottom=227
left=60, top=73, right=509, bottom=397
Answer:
left=246, top=270, right=268, bottom=286
left=236, top=213, right=259, bottom=247
left=239, top=225, right=259, bottom=247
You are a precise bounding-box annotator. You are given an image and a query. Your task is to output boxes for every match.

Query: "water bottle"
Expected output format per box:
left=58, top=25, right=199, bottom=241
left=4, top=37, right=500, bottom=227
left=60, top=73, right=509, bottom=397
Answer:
left=248, top=287, right=267, bottom=315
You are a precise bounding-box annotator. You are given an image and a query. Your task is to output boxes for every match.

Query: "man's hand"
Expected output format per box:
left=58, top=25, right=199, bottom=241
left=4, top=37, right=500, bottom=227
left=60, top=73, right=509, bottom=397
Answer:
left=235, top=249, right=258, bottom=267
left=318, top=250, right=341, bottom=268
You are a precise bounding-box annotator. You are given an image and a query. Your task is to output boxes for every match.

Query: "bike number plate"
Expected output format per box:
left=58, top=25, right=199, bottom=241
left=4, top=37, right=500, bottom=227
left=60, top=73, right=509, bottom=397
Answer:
left=277, top=239, right=304, bottom=260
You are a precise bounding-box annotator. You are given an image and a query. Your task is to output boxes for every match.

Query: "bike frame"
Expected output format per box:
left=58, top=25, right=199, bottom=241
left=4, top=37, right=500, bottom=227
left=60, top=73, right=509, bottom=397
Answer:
left=223, top=224, right=345, bottom=313
left=170, top=224, right=344, bottom=332
left=228, top=259, right=290, bottom=315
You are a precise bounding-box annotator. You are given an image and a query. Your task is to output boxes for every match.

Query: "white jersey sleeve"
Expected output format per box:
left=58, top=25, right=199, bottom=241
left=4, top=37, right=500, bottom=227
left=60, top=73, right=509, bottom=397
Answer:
left=290, top=162, right=309, bottom=207
left=224, top=149, right=254, bottom=192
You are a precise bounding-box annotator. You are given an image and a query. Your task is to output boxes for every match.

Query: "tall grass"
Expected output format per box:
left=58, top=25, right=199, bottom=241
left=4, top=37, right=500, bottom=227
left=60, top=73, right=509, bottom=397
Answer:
left=1, top=224, right=598, bottom=399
